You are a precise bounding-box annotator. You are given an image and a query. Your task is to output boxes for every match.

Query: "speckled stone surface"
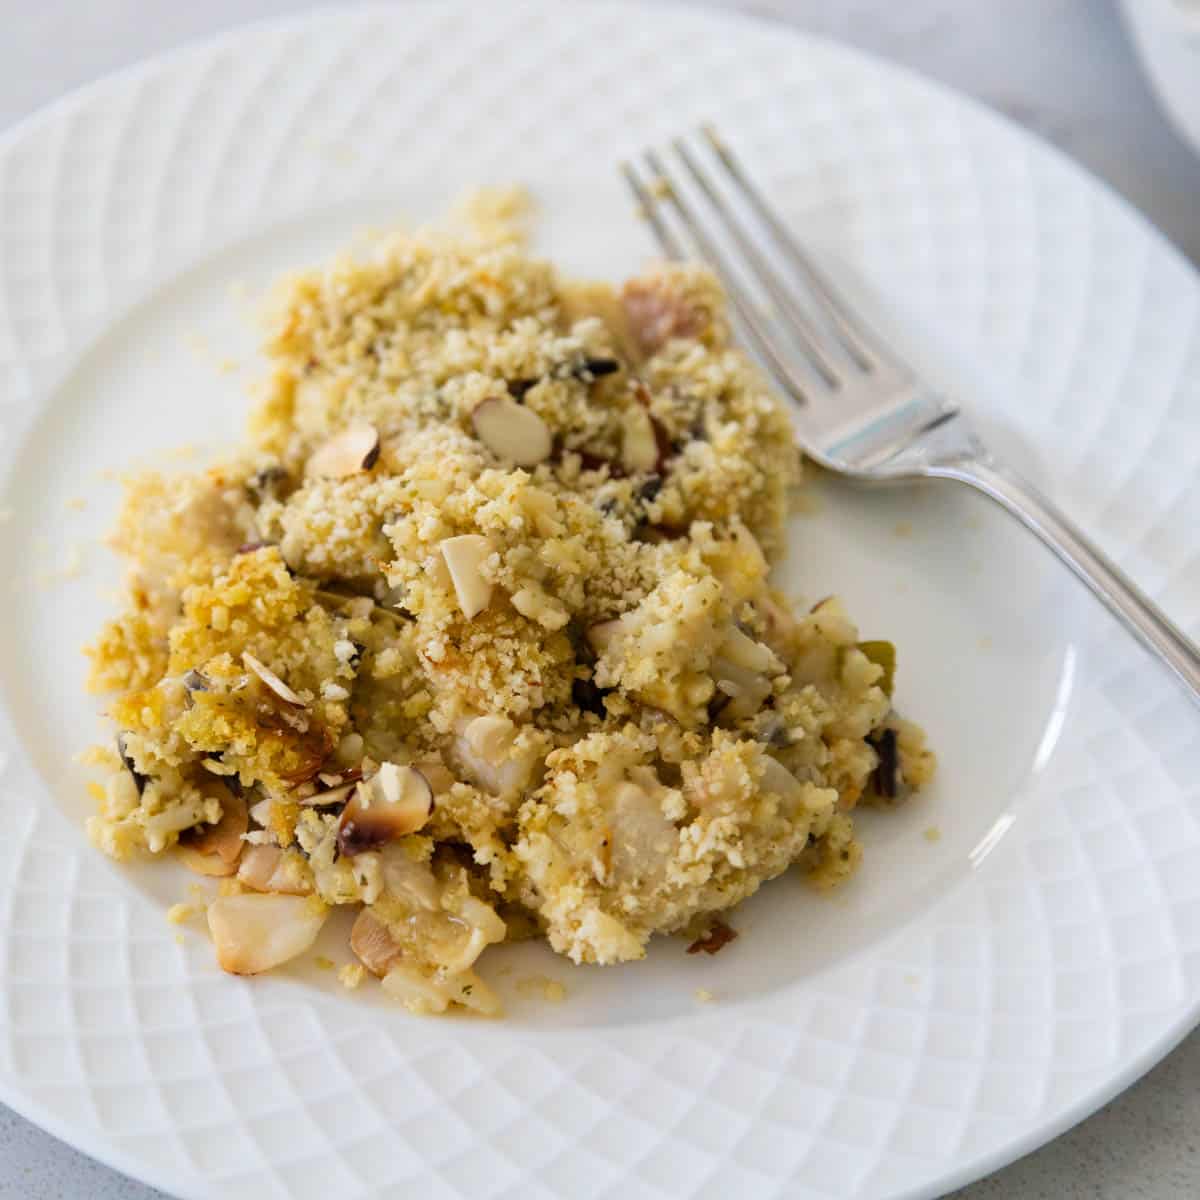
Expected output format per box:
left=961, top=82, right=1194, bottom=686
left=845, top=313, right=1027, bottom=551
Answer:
left=0, top=2, right=1197, bottom=1197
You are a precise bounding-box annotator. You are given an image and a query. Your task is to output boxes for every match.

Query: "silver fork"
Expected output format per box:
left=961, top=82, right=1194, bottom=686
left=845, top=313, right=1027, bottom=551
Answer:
left=622, top=127, right=1200, bottom=705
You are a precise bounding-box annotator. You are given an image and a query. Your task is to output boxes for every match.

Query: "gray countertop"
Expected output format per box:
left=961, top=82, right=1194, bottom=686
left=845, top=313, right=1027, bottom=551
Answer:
left=2, top=2, right=1199, bottom=1197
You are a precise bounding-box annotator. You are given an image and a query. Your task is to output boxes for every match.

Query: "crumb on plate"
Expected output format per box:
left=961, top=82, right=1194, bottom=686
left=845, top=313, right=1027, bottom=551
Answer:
left=339, top=962, right=366, bottom=989
left=167, top=902, right=197, bottom=925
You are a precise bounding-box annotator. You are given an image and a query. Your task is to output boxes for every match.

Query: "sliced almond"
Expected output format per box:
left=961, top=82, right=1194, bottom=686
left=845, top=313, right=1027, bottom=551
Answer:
left=180, top=784, right=247, bottom=865
left=297, top=780, right=357, bottom=808
left=350, top=907, right=404, bottom=976
left=336, top=763, right=433, bottom=857
left=207, top=893, right=327, bottom=975
left=305, top=426, right=380, bottom=479
left=237, top=844, right=312, bottom=895
left=471, top=397, right=552, bottom=467
left=177, top=845, right=240, bottom=877
left=621, top=405, right=659, bottom=474
left=439, top=534, right=494, bottom=619
left=242, top=652, right=305, bottom=706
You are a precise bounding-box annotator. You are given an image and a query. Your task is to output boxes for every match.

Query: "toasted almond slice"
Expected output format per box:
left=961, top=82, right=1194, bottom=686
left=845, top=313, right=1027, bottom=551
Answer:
left=336, top=764, right=433, bottom=857
left=207, top=893, right=327, bottom=975
left=621, top=405, right=658, bottom=474
left=242, top=652, right=305, bottom=706
left=237, top=845, right=312, bottom=895
left=297, top=780, right=357, bottom=808
left=177, top=845, right=240, bottom=877
left=439, top=534, right=494, bottom=619
left=471, top=397, right=552, bottom=467
left=305, top=426, right=380, bottom=479
left=181, top=785, right=247, bottom=866
left=350, top=907, right=404, bottom=976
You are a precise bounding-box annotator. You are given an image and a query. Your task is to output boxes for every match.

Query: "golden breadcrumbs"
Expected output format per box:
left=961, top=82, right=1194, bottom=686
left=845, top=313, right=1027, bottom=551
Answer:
left=338, top=963, right=366, bottom=990
left=84, top=193, right=934, bottom=1017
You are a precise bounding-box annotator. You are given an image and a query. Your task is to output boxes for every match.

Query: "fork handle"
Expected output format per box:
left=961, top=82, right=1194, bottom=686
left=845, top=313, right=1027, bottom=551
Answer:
left=930, top=456, right=1200, bottom=703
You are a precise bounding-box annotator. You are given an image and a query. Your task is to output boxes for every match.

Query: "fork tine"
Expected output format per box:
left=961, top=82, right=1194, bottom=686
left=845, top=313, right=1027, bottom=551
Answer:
left=619, top=161, right=687, bottom=262
left=636, top=148, right=814, bottom=407
left=701, top=125, right=881, bottom=372
left=671, top=136, right=846, bottom=388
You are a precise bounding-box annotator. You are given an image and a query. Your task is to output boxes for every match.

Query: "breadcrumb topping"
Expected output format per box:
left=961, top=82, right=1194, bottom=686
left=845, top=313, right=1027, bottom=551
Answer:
left=84, top=192, right=934, bottom=1015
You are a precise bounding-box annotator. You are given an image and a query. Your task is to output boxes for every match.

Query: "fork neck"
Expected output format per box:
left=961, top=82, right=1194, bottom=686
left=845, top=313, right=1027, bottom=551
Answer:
left=926, top=454, right=1200, bottom=706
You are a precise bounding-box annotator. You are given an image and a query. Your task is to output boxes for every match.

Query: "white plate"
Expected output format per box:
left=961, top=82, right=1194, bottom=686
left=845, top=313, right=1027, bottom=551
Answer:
left=1, top=4, right=1199, bottom=1197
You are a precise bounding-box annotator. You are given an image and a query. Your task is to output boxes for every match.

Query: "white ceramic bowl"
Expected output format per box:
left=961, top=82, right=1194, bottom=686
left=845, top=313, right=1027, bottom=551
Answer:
left=1121, top=0, right=1200, bottom=155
